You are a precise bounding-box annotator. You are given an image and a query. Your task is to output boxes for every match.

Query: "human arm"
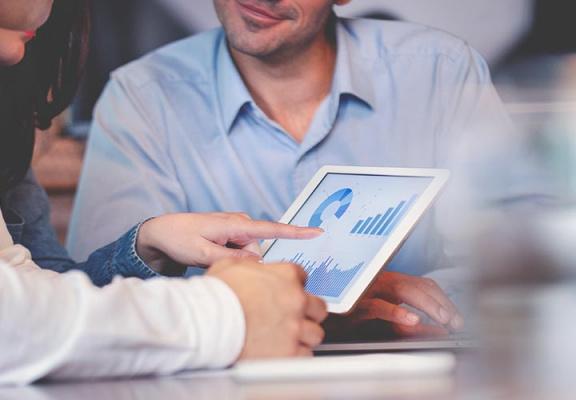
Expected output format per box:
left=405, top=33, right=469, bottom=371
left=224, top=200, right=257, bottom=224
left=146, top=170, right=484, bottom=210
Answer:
left=0, top=257, right=242, bottom=384
left=25, top=213, right=321, bottom=286
left=2, top=170, right=164, bottom=285
left=80, top=212, right=321, bottom=284
left=4, top=171, right=322, bottom=285
left=135, top=212, right=323, bottom=275
left=0, top=237, right=326, bottom=384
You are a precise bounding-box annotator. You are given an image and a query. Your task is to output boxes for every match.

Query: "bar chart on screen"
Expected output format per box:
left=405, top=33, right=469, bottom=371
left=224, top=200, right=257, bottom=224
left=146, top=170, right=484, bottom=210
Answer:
left=286, top=252, right=365, bottom=297
left=350, top=194, right=418, bottom=237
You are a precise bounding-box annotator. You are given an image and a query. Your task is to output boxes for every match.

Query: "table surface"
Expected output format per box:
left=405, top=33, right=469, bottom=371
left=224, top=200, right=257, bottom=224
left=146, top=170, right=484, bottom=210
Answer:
left=1, top=350, right=575, bottom=400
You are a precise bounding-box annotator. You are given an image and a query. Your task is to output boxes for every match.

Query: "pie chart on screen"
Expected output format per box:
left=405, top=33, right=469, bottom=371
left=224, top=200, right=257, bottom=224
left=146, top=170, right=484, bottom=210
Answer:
left=308, top=188, right=353, bottom=228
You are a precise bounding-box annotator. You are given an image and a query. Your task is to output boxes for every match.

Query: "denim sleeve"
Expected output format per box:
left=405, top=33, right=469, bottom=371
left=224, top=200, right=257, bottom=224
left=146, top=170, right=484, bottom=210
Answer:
left=2, top=170, right=75, bottom=273
left=2, top=169, right=162, bottom=286
left=76, top=221, right=162, bottom=286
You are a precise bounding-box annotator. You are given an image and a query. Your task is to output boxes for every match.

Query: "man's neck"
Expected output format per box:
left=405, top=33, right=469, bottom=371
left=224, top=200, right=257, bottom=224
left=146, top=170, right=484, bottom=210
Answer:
left=230, top=32, right=337, bottom=143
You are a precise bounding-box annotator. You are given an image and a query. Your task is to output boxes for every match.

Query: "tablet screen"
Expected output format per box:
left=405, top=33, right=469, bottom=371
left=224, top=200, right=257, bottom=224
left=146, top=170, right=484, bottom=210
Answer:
left=263, top=173, right=435, bottom=302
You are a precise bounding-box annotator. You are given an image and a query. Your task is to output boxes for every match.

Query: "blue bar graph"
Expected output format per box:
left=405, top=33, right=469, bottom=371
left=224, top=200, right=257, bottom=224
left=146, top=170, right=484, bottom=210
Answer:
left=377, top=200, right=406, bottom=235
left=370, top=207, right=393, bottom=234
left=364, top=213, right=382, bottom=234
left=356, top=217, right=373, bottom=234
left=351, top=220, right=364, bottom=234
left=383, top=194, right=418, bottom=235
left=285, top=253, right=365, bottom=297
left=350, top=194, right=419, bottom=237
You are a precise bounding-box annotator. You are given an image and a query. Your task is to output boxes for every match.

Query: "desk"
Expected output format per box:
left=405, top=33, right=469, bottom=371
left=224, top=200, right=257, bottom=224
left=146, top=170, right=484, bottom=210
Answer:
left=1, top=351, right=575, bottom=400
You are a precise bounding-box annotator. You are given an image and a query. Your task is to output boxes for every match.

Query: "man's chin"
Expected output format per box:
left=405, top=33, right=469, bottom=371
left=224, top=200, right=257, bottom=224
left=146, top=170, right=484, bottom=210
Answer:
left=229, top=37, right=282, bottom=60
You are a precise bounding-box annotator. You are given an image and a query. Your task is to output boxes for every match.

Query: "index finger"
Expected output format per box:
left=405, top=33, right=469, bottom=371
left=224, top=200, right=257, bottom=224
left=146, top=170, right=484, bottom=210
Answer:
left=235, top=220, right=324, bottom=241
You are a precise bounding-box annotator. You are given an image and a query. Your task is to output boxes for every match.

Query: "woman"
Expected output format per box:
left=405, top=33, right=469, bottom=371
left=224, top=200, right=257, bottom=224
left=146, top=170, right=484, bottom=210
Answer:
left=0, top=0, right=327, bottom=385
left=0, top=0, right=324, bottom=282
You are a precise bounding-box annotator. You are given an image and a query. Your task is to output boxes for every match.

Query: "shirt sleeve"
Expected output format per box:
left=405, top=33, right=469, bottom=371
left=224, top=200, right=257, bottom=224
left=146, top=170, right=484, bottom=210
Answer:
left=2, top=172, right=171, bottom=285
left=0, top=254, right=245, bottom=385
left=2, top=169, right=75, bottom=272
left=67, top=75, right=188, bottom=262
left=74, top=220, right=171, bottom=286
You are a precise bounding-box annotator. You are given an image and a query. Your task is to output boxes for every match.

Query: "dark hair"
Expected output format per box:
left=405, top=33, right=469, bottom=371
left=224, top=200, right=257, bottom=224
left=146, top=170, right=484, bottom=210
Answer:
left=0, top=0, right=90, bottom=193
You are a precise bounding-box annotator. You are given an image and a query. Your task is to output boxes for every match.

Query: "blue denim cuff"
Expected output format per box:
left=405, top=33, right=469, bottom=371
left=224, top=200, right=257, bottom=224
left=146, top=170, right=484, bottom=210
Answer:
left=110, top=219, right=161, bottom=280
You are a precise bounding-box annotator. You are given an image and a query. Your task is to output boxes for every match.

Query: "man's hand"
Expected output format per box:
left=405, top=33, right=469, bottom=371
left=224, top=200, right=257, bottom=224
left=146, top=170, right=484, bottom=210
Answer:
left=136, top=212, right=323, bottom=275
left=327, top=271, right=465, bottom=338
left=207, top=258, right=328, bottom=359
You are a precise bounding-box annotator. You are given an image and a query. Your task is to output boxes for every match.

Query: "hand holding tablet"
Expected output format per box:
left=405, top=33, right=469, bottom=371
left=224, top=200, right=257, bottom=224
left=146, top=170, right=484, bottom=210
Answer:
left=261, top=165, right=451, bottom=314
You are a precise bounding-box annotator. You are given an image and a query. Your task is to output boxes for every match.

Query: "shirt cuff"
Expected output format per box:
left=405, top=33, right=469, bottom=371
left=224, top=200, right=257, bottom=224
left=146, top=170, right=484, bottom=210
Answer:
left=109, top=219, right=164, bottom=280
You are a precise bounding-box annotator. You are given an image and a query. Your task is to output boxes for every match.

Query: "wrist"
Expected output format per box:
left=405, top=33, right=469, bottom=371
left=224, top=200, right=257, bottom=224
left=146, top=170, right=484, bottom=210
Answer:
left=136, top=218, right=186, bottom=277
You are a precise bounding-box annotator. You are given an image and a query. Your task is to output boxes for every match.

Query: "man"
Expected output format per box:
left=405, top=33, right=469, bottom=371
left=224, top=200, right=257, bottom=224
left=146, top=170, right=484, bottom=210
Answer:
left=68, top=0, right=523, bottom=335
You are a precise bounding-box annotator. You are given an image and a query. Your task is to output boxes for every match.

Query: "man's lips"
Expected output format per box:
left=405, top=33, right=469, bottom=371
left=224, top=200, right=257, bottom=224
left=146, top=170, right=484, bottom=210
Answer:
left=237, top=2, right=288, bottom=22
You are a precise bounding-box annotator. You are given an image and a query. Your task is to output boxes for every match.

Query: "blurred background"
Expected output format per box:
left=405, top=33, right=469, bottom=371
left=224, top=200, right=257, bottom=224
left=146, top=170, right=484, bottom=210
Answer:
left=33, top=0, right=576, bottom=242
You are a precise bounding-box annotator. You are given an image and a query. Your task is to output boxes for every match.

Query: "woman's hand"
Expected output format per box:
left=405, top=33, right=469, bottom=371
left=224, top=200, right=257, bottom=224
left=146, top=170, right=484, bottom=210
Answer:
left=136, top=212, right=323, bottom=276
left=207, top=258, right=328, bottom=359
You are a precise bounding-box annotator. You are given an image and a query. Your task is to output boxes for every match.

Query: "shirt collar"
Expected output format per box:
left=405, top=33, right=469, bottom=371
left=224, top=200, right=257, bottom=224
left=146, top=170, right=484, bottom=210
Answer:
left=216, top=33, right=253, bottom=134
left=215, top=18, right=376, bottom=134
left=331, top=18, right=376, bottom=109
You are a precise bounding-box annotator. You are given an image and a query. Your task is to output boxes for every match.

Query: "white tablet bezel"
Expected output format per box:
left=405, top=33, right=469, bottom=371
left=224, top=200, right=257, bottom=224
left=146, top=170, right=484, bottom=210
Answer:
left=260, top=165, right=451, bottom=314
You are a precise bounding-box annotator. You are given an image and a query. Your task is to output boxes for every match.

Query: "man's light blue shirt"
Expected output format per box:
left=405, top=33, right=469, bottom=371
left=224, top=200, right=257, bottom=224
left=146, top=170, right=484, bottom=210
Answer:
left=68, top=18, right=534, bottom=277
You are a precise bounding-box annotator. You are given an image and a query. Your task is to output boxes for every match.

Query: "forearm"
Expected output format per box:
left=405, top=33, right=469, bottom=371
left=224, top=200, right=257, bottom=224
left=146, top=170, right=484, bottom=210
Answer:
left=51, top=274, right=245, bottom=380
left=76, top=221, right=182, bottom=287
left=0, top=261, right=245, bottom=384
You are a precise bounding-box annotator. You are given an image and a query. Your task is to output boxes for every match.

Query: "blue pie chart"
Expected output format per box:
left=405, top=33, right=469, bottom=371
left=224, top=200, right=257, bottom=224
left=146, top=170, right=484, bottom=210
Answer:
left=308, top=188, right=353, bottom=228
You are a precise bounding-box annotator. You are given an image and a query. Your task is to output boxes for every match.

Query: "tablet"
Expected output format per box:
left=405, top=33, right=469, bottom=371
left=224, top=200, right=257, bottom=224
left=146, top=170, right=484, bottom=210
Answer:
left=261, top=165, right=450, bottom=314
